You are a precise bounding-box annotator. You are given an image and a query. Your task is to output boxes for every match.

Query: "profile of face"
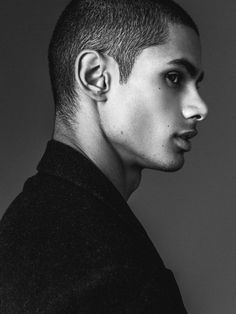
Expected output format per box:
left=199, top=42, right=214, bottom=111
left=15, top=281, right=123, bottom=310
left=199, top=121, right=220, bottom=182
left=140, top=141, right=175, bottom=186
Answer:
left=98, top=23, right=208, bottom=172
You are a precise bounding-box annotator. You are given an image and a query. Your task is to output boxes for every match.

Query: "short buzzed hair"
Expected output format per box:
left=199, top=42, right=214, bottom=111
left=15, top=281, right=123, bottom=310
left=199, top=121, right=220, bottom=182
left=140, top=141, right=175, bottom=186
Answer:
left=48, top=0, right=198, bottom=122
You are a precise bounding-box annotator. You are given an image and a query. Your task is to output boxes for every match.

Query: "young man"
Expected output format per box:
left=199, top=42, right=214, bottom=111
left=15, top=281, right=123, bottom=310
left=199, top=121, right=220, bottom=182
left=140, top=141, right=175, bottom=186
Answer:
left=0, top=0, right=208, bottom=313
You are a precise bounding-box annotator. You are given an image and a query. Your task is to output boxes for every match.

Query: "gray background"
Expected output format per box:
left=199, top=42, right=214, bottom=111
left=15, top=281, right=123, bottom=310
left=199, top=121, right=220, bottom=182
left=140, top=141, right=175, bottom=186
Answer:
left=0, top=1, right=235, bottom=313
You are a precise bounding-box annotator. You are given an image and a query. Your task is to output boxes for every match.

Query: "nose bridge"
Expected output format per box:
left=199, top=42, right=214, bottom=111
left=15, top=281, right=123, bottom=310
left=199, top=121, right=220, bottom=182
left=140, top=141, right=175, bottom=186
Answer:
left=182, top=88, right=208, bottom=121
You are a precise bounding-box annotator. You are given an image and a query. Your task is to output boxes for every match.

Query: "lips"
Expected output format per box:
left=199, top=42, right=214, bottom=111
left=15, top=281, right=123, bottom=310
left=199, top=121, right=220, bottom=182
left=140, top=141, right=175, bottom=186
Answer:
left=174, top=129, right=198, bottom=152
left=178, top=129, right=198, bottom=140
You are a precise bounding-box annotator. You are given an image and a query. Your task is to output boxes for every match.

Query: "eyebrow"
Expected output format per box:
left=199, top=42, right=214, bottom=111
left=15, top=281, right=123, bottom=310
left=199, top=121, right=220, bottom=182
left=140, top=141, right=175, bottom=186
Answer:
left=167, top=58, right=205, bottom=82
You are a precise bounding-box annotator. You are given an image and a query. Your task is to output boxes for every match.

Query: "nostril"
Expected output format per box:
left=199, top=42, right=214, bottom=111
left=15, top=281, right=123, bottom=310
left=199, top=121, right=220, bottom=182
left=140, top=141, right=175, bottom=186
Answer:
left=196, top=114, right=202, bottom=121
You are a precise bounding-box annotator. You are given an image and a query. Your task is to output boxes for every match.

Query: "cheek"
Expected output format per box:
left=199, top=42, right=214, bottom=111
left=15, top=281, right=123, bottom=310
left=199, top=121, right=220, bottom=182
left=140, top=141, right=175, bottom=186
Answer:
left=128, top=93, right=173, bottom=138
left=102, top=84, right=179, bottom=147
left=126, top=108, right=152, bottom=143
left=101, top=100, right=152, bottom=149
left=122, top=92, right=156, bottom=135
left=126, top=101, right=169, bottom=144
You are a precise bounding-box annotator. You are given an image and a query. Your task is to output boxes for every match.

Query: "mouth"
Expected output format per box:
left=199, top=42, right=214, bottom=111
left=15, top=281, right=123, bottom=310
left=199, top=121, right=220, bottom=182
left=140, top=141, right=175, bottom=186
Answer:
left=174, top=129, right=198, bottom=152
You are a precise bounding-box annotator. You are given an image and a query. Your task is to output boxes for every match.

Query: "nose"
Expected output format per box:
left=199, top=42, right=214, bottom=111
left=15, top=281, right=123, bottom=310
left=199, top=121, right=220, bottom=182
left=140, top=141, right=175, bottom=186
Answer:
left=182, top=90, right=208, bottom=122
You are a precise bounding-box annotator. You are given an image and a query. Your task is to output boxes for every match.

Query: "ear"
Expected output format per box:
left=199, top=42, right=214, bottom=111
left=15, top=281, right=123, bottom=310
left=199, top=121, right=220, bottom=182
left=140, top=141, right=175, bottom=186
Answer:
left=75, top=50, right=110, bottom=102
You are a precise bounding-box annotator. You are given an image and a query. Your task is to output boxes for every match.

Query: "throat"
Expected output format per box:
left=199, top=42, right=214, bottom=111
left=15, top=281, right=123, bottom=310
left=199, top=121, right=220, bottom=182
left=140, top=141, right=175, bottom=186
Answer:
left=53, top=116, right=142, bottom=201
left=121, top=165, right=142, bottom=200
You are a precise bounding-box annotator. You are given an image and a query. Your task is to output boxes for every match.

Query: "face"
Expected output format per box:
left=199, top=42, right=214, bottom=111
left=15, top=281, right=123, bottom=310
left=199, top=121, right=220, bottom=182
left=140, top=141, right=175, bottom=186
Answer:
left=99, top=24, right=208, bottom=171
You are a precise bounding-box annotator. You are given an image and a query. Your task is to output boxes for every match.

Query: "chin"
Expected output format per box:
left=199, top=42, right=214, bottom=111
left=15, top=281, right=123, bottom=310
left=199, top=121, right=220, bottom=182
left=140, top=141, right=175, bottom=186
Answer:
left=143, top=153, right=185, bottom=172
left=161, top=160, right=185, bottom=172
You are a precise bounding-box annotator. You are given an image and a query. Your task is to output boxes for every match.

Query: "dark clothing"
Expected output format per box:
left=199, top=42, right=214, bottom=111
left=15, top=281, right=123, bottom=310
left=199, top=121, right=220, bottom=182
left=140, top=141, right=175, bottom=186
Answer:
left=0, top=140, right=187, bottom=313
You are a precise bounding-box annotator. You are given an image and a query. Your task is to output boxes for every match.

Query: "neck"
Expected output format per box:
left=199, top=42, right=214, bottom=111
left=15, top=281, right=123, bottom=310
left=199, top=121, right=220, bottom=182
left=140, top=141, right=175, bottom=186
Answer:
left=53, top=112, right=142, bottom=201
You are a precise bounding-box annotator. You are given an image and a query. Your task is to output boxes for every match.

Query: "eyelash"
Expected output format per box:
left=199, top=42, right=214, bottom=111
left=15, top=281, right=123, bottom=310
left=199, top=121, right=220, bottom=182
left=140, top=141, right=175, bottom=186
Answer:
left=165, top=71, right=202, bottom=90
left=165, top=71, right=183, bottom=88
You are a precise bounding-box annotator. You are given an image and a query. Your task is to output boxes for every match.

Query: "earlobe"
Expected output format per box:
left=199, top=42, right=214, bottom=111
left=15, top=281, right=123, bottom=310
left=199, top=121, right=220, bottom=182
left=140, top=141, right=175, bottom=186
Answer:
left=75, top=50, right=110, bottom=101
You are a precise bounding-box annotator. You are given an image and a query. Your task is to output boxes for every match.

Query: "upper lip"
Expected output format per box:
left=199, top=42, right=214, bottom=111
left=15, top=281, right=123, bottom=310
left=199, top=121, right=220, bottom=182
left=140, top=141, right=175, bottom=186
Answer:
left=177, top=129, right=198, bottom=140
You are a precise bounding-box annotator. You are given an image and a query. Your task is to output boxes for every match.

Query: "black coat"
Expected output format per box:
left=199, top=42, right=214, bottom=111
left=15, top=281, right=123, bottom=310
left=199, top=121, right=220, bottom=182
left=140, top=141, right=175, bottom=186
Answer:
left=0, top=140, right=187, bottom=313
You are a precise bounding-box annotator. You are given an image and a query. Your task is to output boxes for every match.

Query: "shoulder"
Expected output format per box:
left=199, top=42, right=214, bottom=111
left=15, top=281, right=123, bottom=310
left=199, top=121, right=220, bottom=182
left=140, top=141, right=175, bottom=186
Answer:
left=0, top=171, right=161, bottom=271
left=0, top=172, right=186, bottom=313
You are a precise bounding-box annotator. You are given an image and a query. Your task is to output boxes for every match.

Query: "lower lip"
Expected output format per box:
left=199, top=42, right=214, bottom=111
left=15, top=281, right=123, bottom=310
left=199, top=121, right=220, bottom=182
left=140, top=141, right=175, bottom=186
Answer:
left=174, top=136, right=192, bottom=152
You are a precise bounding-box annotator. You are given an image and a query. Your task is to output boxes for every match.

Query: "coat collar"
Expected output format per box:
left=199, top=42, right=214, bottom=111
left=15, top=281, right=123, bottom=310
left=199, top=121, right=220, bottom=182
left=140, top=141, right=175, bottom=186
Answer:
left=37, top=140, right=123, bottom=206
left=37, top=139, right=148, bottom=238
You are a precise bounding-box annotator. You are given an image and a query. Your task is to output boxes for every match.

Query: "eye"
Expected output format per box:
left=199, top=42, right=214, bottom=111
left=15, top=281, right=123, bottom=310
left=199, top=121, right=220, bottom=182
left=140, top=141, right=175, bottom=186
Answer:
left=166, top=71, right=183, bottom=87
left=196, top=81, right=201, bottom=90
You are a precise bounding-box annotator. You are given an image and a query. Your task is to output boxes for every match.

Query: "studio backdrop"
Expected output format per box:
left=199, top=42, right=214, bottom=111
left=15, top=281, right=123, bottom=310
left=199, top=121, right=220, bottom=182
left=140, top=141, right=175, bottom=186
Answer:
left=0, top=1, right=235, bottom=313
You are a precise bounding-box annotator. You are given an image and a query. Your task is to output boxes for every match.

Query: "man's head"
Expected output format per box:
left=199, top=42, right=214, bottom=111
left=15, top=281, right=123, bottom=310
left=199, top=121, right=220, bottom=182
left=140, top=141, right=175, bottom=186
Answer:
left=48, top=0, right=199, bottom=121
left=49, top=0, right=208, bottom=176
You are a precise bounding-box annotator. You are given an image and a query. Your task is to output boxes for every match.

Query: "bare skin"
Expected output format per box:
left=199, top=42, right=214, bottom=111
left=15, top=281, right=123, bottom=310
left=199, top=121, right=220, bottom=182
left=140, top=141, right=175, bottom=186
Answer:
left=53, top=24, right=208, bottom=200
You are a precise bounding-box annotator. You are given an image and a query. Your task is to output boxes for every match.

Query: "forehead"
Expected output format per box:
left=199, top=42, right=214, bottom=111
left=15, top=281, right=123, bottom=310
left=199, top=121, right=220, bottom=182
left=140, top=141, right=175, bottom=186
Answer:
left=133, top=24, right=202, bottom=73
left=165, top=24, right=201, bottom=62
